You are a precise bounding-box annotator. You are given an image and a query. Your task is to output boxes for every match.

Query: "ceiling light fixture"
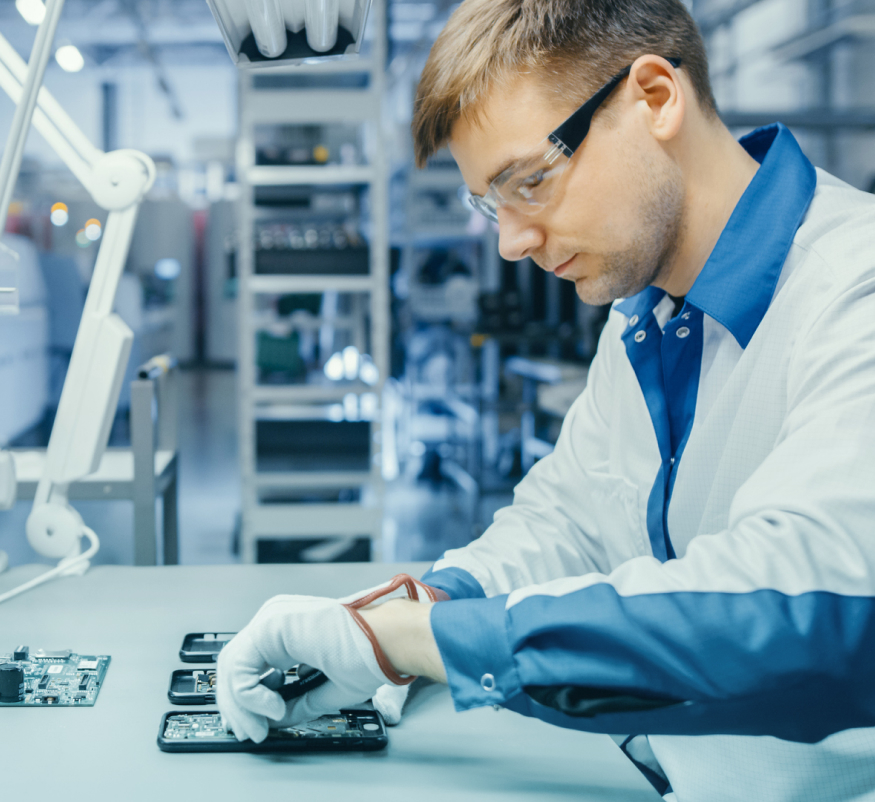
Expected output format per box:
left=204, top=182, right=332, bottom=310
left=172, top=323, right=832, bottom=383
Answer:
left=15, top=0, right=46, bottom=26
left=54, top=44, right=84, bottom=72
left=206, top=0, right=372, bottom=68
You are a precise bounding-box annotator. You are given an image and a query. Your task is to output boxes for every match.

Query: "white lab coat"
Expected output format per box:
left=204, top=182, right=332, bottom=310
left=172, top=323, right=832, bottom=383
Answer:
left=423, top=126, right=875, bottom=801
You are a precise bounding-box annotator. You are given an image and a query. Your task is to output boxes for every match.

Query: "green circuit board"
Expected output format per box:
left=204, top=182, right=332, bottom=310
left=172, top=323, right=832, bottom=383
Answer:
left=159, top=708, right=389, bottom=752
left=0, top=648, right=110, bottom=706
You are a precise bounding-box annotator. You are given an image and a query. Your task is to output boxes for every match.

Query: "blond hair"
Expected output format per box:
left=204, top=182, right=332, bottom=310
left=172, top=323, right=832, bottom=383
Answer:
left=412, top=0, right=716, bottom=167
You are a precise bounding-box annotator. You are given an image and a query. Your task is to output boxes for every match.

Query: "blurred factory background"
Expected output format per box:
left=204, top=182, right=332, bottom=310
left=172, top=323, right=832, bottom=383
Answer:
left=0, top=0, right=873, bottom=567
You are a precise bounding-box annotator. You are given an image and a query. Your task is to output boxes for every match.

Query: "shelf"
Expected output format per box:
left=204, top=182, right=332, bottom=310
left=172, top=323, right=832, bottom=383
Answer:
left=254, top=470, right=374, bottom=489
left=252, top=382, right=373, bottom=403
left=251, top=58, right=376, bottom=76
left=248, top=164, right=375, bottom=186
left=247, top=274, right=376, bottom=293
left=243, top=89, right=380, bottom=125
left=237, top=2, right=389, bottom=562
left=772, top=14, right=875, bottom=61
left=254, top=403, right=377, bottom=421
left=697, top=0, right=764, bottom=34
left=249, top=503, right=382, bottom=537
left=505, top=356, right=590, bottom=385
left=249, top=312, right=358, bottom=333
left=721, top=109, right=875, bottom=130
left=407, top=169, right=466, bottom=190
left=398, top=226, right=481, bottom=244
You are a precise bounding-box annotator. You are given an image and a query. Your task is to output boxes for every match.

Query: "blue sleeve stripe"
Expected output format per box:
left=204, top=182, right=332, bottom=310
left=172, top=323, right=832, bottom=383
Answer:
left=431, top=595, right=518, bottom=711
left=420, top=565, right=486, bottom=600
left=433, top=582, right=875, bottom=742
left=509, top=585, right=875, bottom=701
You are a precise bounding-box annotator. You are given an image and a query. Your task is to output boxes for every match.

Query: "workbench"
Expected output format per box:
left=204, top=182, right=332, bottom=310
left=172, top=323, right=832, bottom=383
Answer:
left=0, top=562, right=660, bottom=801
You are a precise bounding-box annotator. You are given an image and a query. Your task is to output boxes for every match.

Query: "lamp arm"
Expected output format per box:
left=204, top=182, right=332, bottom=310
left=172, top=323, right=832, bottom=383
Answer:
left=0, top=7, right=156, bottom=592
left=0, top=37, right=96, bottom=191
left=0, top=30, right=102, bottom=172
left=26, top=206, right=141, bottom=568
left=0, top=0, right=66, bottom=239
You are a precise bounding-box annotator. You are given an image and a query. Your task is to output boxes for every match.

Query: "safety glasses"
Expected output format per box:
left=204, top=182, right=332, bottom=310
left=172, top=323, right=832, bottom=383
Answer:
left=466, top=58, right=682, bottom=223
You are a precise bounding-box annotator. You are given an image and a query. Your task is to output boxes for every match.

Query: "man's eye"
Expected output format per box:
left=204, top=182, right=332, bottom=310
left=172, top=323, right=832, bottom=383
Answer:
left=521, top=169, right=545, bottom=189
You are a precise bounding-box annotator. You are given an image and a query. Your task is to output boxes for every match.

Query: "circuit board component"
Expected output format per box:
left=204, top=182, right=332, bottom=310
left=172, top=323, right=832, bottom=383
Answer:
left=158, top=709, right=388, bottom=752
left=0, top=647, right=110, bottom=706
left=169, top=666, right=299, bottom=704
left=165, top=712, right=362, bottom=741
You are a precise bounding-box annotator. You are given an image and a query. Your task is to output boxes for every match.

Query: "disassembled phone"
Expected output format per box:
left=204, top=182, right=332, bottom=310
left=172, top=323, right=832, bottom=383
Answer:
left=179, top=632, right=236, bottom=663
left=157, top=709, right=388, bottom=753
left=168, top=668, right=221, bottom=704
left=0, top=647, right=110, bottom=706
left=168, top=664, right=328, bottom=705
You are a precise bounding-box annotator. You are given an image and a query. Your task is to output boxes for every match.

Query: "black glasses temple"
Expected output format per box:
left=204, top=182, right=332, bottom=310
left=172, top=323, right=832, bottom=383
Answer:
left=548, top=57, right=682, bottom=156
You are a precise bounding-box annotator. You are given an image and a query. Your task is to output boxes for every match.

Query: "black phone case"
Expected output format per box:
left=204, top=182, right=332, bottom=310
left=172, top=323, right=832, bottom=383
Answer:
left=157, top=709, right=388, bottom=753
left=168, top=669, right=217, bottom=705
left=178, top=632, right=236, bottom=663
left=167, top=667, right=308, bottom=705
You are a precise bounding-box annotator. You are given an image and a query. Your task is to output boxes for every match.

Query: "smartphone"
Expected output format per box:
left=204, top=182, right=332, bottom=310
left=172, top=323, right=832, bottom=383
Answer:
left=178, top=633, right=236, bottom=663
left=168, top=667, right=302, bottom=705
left=157, top=709, right=388, bottom=753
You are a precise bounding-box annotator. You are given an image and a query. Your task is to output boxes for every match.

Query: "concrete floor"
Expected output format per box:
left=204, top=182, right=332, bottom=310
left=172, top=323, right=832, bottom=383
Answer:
left=0, top=368, right=508, bottom=569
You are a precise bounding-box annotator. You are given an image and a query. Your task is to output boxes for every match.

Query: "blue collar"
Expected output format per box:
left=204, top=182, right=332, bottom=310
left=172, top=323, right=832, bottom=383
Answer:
left=617, top=123, right=817, bottom=348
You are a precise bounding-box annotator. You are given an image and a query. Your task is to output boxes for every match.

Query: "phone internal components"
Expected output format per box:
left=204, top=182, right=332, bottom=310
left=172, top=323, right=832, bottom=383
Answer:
left=158, top=709, right=388, bottom=752
left=0, top=647, right=110, bottom=707
left=170, top=666, right=300, bottom=704
left=0, top=664, right=25, bottom=702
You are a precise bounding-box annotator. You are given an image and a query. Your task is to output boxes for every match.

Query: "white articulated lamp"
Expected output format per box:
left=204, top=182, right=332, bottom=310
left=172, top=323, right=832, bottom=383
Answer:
left=0, top=0, right=375, bottom=601
left=0, top=0, right=155, bottom=602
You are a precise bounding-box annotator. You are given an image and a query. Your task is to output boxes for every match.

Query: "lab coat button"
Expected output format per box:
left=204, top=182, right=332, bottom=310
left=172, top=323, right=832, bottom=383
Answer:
left=481, top=673, right=496, bottom=692
left=634, top=330, right=646, bottom=343
left=629, top=315, right=639, bottom=327
left=676, top=327, right=690, bottom=339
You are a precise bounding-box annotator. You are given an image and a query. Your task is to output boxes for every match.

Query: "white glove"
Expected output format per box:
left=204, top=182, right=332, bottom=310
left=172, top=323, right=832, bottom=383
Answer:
left=216, top=594, right=405, bottom=743
left=217, top=575, right=448, bottom=742
left=372, top=683, right=411, bottom=725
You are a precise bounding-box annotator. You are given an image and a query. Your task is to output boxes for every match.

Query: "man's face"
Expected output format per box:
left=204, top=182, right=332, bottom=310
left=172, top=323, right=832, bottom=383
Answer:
left=449, top=72, right=686, bottom=305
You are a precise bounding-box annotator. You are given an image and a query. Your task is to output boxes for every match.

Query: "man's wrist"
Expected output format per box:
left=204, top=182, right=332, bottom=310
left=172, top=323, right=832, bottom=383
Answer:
left=359, top=598, right=448, bottom=683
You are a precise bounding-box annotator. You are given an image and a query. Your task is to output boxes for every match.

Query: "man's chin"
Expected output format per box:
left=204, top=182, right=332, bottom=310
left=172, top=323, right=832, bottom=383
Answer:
left=573, top=276, right=621, bottom=307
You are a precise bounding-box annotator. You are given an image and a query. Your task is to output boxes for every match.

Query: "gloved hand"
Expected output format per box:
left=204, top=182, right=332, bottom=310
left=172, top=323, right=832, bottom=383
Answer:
left=217, top=574, right=448, bottom=742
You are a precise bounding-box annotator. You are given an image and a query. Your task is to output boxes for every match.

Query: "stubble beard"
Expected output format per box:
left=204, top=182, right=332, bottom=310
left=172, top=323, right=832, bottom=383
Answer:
left=573, top=160, right=687, bottom=307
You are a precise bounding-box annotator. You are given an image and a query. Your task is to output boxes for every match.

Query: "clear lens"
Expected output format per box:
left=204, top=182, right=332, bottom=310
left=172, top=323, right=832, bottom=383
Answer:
left=496, top=147, right=569, bottom=210
left=467, top=139, right=570, bottom=222
left=466, top=192, right=498, bottom=223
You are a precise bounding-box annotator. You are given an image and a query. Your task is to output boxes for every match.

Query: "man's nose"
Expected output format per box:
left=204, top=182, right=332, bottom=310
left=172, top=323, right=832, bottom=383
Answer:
left=497, top=207, right=544, bottom=262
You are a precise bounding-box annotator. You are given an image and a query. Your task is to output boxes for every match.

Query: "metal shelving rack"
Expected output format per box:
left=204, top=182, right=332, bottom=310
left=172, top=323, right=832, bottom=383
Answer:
left=236, top=4, right=389, bottom=563
left=694, top=0, right=875, bottom=162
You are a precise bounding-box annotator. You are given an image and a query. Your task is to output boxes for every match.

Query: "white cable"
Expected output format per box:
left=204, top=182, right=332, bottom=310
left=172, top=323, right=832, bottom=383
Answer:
left=0, top=526, right=99, bottom=605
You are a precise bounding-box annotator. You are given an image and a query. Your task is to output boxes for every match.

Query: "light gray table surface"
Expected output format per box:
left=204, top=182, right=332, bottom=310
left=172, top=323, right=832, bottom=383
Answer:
left=0, top=562, right=660, bottom=801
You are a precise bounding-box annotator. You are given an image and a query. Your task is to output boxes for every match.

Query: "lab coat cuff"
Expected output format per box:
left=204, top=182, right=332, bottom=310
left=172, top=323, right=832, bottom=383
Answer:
left=430, top=595, right=519, bottom=711
left=419, top=566, right=486, bottom=600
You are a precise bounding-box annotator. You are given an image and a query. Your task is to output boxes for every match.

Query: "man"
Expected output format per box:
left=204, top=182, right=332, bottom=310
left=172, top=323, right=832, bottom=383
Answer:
left=218, top=1, right=875, bottom=798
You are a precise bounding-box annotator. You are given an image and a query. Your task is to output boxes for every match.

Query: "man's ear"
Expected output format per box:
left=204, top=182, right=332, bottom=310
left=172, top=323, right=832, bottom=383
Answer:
left=626, top=55, right=685, bottom=141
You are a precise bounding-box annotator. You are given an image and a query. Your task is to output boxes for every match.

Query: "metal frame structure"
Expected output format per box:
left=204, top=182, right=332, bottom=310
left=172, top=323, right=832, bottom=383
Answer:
left=11, top=355, right=179, bottom=566
left=236, top=1, right=389, bottom=563
left=693, top=0, right=875, bottom=173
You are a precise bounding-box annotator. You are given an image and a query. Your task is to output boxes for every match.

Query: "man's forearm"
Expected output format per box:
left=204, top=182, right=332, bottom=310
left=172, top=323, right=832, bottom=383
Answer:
left=359, top=598, right=448, bottom=683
